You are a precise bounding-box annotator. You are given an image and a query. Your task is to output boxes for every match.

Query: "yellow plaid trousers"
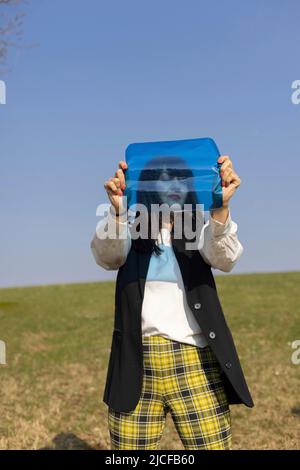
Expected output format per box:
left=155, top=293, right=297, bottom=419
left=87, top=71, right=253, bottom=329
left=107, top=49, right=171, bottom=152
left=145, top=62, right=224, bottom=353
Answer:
left=108, top=335, right=232, bottom=450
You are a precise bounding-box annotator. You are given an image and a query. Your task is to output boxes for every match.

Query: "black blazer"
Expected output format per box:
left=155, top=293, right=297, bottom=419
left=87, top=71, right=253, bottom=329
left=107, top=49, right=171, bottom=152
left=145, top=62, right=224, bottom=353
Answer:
left=103, top=234, right=254, bottom=412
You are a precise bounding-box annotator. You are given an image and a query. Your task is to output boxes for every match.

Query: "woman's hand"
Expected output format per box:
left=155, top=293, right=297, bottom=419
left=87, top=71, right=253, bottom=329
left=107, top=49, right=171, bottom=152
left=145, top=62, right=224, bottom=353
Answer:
left=211, top=155, right=241, bottom=224
left=218, top=155, right=241, bottom=207
left=104, top=160, right=128, bottom=214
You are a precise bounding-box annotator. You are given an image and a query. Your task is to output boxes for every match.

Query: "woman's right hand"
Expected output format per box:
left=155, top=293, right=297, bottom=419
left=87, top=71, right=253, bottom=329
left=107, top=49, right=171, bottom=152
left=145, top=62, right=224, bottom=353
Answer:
left=104, top=160, right=128, bottom=215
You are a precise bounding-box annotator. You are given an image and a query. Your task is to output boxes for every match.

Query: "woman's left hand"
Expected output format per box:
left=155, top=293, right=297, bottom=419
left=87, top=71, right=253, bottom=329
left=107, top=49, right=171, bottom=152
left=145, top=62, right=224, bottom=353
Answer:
left=218, top=155, right=241, bottom=207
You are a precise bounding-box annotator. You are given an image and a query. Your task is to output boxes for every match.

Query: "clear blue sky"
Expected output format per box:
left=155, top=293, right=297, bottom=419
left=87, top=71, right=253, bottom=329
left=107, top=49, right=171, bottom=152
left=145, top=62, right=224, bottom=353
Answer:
left=0, top=0, right=299, bottom=287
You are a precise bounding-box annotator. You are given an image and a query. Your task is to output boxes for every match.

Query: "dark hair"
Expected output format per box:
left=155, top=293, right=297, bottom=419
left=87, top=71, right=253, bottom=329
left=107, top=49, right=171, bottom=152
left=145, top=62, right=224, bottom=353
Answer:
left=130, top=156, right=200, bottom=255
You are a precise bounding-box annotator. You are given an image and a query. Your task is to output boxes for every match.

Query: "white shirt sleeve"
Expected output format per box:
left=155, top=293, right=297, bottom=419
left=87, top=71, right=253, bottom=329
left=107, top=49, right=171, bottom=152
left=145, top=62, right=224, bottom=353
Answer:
left=90, top=205, right=132, bottom=270
left=198, top=209, right=244, bottom=272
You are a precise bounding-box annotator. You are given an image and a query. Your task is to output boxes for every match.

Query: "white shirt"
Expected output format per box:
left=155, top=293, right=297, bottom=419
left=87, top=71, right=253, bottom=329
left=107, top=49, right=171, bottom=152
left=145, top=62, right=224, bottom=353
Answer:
left=141, top=227, right=208, bottom=347
left=91, top=205, right=244, bottom=347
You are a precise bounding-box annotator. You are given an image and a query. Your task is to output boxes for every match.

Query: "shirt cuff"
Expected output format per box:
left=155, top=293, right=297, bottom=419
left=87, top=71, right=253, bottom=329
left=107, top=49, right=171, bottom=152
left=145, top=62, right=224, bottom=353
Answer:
left=209, top=208, right=232, bottom=237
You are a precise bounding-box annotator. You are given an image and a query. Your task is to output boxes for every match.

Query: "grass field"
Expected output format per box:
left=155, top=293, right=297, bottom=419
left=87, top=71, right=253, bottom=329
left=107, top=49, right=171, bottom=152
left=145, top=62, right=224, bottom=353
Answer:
left=0, top=272, right=299, bottom=450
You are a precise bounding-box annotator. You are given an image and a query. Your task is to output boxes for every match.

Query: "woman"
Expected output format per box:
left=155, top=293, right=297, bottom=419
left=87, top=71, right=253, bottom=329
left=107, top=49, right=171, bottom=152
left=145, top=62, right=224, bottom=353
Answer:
left=91, top=154, right=253, bottom=450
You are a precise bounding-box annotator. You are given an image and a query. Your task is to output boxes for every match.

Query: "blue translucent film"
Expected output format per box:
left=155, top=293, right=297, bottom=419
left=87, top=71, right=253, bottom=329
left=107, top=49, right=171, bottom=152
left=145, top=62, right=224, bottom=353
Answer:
left=123, top=137, right=223, bottom=213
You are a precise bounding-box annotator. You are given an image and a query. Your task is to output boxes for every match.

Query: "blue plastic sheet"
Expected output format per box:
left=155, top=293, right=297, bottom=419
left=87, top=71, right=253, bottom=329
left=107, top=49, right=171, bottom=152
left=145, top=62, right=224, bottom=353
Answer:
left=123, top=137, right=223, bottom=213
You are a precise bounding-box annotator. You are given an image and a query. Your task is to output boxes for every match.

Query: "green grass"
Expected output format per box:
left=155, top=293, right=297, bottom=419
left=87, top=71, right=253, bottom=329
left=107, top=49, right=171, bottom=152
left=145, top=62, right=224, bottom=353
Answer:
left=0, top=272, right=299, bottom=449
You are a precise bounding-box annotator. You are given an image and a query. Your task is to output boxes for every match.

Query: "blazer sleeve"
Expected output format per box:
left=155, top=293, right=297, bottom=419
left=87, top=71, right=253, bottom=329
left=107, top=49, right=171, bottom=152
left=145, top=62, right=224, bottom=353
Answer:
left=198, top=209, right=244, bottom=272
left=90, top=205, right=132, bottom=270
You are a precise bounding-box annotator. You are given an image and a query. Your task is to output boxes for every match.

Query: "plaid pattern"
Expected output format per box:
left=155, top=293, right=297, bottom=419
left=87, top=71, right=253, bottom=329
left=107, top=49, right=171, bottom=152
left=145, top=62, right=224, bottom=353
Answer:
left=108, top=335, right=232, bottom=450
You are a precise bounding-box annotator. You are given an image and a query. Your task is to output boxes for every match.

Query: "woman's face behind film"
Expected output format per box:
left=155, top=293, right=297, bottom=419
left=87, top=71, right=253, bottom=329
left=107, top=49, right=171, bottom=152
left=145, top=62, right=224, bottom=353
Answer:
left=155, top=165, right=189, bottom=210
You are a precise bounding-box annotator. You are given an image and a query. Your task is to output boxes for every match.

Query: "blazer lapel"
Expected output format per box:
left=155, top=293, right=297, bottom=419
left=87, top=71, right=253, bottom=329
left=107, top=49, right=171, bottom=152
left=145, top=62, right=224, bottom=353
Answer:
left=137, top=250, right=152, bottom=299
